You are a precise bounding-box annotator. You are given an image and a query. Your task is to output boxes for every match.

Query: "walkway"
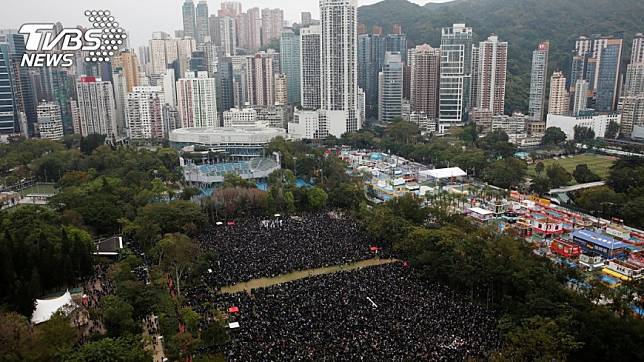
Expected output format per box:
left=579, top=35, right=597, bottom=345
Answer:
left=220, top=258, right=399, bottom=294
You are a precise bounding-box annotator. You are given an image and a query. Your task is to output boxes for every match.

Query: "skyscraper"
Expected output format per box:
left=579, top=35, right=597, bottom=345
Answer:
left=300, top=25, right=321, bottom=110
left=274, top=73, right=288, bottom=106
left=624, top=63, right=644, bottom=96
left=195, top=1, right=210, bottom=44
left=358, top=33, right=385, bottom=116
left=75, top=76, right=118, bottom=138
left=261, top=8, right=284, bottom=46
left=301, top=12, right=313, bottom=26
left=474, top=34, right=507, bottom=115
left=594, top=35, right=623, bottom=112
left=620, top=95, right=644, bottom=137
left=220, top=1, right=242, bottom=17
left=246, top=8, right=262, bottom=52
left=125, top=86, right=165, bottom=140
left=631, top=33, right=644, bottom=64
left=385, top=32, right=407, bottom=66
left=219, top=17, right=237, bottom=56
left=320, top=0, right=361, bottom=136
left=528, top=41, right=549, bottom=121
left=439, top=24, right=473, bottom=131
left=182, top=0, right=197, bottom=40
left=0, top=42, right=18, bottom=134
left=177, top=71, right=219, bottom=128
left=548, top=71, right=569, bottom=116
left=280, top=28, right=301, bottom=105
left=215, top=57, right=235, bottom=113
left=111, top=51, right=140, bottom=92
left=112, top=69, right=128, bottom=137
left=378, top=52, right=404, bottom=122
left=573, top=80, right=589, bottom=116
left=245, top=52, right=275, bottom=107
left=410, top=44, right=440, bottom=119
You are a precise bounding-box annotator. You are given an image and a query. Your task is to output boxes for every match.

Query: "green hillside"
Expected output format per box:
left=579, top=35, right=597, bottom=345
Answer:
left=358, top=0, right=644, bottom=114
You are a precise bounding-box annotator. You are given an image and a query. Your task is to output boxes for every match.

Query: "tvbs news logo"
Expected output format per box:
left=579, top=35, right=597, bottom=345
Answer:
left=19, top=10, right=127, bottom=67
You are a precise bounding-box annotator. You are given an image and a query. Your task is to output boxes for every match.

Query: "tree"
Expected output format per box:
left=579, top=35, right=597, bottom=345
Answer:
left=531, top=176, right=551, bottom=195
left=572, top=164, right=601, bottom=184
left=306, top=187, right=328, bottom=211
left=479, top=130, right=517, bottom=158
left=542, top=127, right=567, bottom=146
left=62, top=337, right=151, bottom=362
left=573, top=125, right=595, bottom=143
left=155, top=233, right=201, bottom=298
left=483, top=158, right=527, bottom=189
left=535, top=161, right=545, bottom=175
left=79, top=134, right=106, bottom=155
left=223, top=173, right=256, bottom=188
left=605, top=120, right=619, bottom=139
left=101, top=295, right=136, bottom=337
left=0, top=312, right=36, bottom=361
left=498, top=316, right=582, bottom=361
left=34, top=312, right=79, bottom=360
left=546, top=163, right=572, bottom=188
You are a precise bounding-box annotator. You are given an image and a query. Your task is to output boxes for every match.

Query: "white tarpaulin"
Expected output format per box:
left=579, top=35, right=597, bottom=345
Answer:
left=31, top=290, right=75, bottom=324
left=228, top=322, right=240, bottom=329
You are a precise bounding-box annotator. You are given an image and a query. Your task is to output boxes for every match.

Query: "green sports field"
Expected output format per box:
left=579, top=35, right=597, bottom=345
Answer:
left=527, top=153, right=616, bottom=180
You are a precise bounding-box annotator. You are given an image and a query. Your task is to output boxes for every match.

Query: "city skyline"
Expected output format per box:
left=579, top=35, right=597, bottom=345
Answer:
left=0, top=0, right=444, bottom=49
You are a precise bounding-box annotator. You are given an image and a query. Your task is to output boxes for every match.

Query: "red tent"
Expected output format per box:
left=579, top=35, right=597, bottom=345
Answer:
left=228, top=306, right=240, bottom=313
left=227, top=221, right=236, bottom=226
left=369, top=246, right=381, bottom=252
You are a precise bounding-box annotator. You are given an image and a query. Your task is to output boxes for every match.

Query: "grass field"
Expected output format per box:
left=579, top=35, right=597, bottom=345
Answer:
left=220, top=258, right=398, bottom=294
left=527, top=154, right=616, bottom=181
left=18, top=183, right=57, bottom=197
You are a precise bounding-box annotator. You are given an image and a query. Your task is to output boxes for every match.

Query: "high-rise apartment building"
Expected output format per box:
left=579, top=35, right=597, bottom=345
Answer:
left=624, top=63, right=644, bottom=96
left=261, top=8, right=284, bottom=46
left=195, top=1, right=210, bottom=44
left=631, top=33, right=644, bottom=64
left=548, top=71, right=569, bottom=116
left=111, top=51, right=140, bottom=92
left=474, top=34, right=507, bottom=115
left=274, top=73, right=288, bottom=106
left=182, top=0, right=197, bottom=39
left=246, top=8, right=262, bottom=52
left=112, top=69, right=129, bottom=137
left=320, top=0, right=361, bottom=136
left=573, top=80, right=589, bottom=116
left=125, top=86, right=165, bottom=140
left=245, top=52, right=275, bottom=107
left=301, top=12, right=313, bottom=27
left=300, top=25, right=321, bottom=110
left=36, top=102, right=63, bottom=140
left=620, top=95, right=644, bottom=137
left=385, top=32, right=407, bottom=66
left=439, top=24, right=473, bottom=131
left=528, top=41, right=549, bottom=121
left=219, top=17, right=237, bottom=56
left=177, top=71, right=219, bottom=128
left=378, top=52, right=404, bottom=122
left=280, top=29, right=301, bottom=105
left=220, top=1, right=242, bottom=17
left=75, top=76, right=118, bottom=138
left=410, top=44, right=440, bottom=119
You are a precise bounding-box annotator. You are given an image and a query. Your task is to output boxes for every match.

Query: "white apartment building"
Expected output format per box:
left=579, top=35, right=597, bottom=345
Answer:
left=177, top=71, right=219, bottom=128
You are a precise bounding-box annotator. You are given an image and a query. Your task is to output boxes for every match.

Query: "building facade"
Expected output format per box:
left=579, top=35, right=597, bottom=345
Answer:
left=75, top=76, right=118, bottom=138
left=439, top=24, right=473, bottom=131
left=474, top=34, right=507, bottom=115
left=528, top=41, right=549, bottom=121
left=410, top=44, right=440, bottom=119
left=177, top=71, right=219, bottom=128
left=548, top=71, right=569, bottom=116
left=378, top=52, right=404, bottom=122
left=300, top=25, right=321, bottom=110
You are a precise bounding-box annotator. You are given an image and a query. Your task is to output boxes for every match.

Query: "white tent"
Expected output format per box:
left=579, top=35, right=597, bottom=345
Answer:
left=419, top=167, right=467, bottom=180
left=31, top=290, right=75, bottom=324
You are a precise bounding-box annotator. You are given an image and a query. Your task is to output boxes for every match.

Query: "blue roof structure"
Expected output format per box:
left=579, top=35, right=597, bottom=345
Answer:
left=572, top=230, right=628, bottom=250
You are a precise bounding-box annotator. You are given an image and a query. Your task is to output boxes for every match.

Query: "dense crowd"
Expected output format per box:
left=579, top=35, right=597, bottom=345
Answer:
left=216, top=263, right=499, bottom=361
left=198, top=213, right=378, bottom=287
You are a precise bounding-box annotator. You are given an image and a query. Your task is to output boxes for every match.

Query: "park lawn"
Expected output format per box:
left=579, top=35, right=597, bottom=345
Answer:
left=527, top=153, right=616, bottom=180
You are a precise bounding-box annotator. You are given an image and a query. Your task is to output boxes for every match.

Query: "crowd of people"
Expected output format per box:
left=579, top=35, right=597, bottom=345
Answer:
left=198, top=213, right=379, bottom=287
left=217, top=263, right=499, bottom=361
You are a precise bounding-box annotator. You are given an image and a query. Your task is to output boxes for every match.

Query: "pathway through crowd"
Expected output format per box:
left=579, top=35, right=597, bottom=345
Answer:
left=220, top=257, right=398, bottom=294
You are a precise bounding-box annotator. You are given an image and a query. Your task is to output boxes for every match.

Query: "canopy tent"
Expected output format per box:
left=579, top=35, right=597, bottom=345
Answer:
left=31, top=290, right=76, bottom=324
left=419, top=167, right=467, bottom=180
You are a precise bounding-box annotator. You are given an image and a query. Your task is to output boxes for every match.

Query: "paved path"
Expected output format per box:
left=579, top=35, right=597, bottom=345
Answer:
left=220, top=258, right=399, bottom=294
left=142, top=314, right=166, bottom=362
